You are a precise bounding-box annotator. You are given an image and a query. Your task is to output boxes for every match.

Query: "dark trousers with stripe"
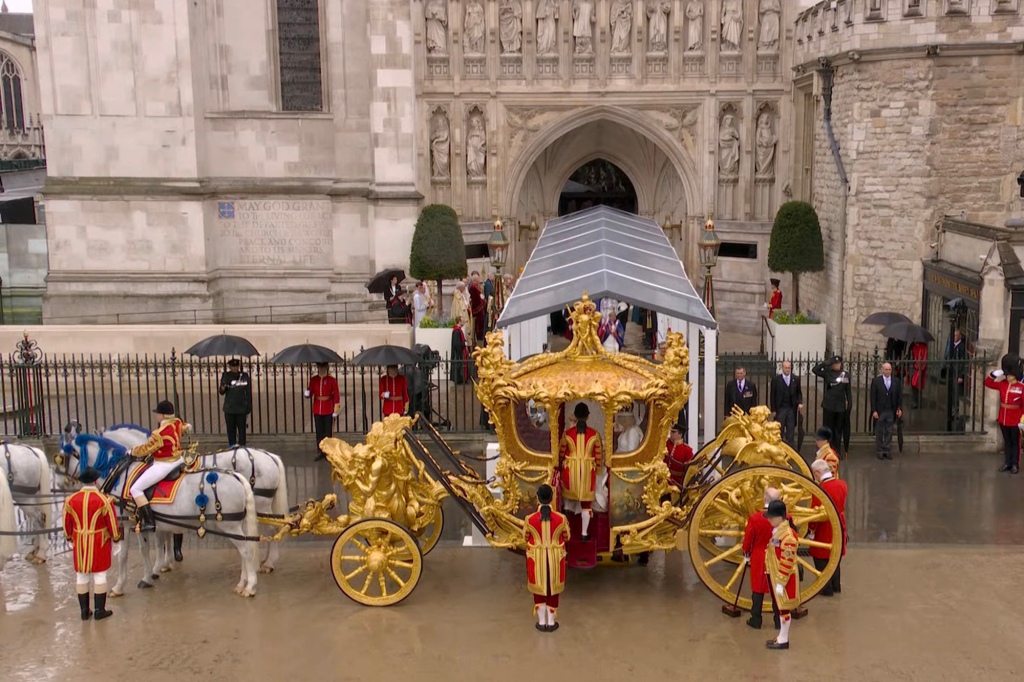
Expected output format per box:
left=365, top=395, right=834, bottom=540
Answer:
left=999, top=424, right=1020, bottom=469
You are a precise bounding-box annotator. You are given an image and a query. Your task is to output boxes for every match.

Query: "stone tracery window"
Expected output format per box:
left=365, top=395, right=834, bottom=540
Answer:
left=276, top=0, right=324, bottom=112
left=0, top=53, right=25, bottom=131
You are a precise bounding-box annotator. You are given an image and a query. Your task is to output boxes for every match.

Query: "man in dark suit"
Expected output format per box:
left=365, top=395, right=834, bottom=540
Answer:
left=870, top=362, right=903, bottom=460
left=724, top=366, right=758, bottom=416
left=770, top=360, right=803, bottom=447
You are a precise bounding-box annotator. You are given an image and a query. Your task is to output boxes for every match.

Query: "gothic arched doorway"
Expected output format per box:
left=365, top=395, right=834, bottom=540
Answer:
left=558, top=159, right=638, bottom=216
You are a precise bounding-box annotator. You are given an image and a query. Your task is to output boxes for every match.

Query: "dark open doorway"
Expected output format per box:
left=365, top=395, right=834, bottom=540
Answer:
left=558, top=159, right=638, bottom=216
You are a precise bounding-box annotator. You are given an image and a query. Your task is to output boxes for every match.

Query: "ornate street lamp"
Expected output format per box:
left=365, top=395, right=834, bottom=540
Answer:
left=698, top=213, right=721, bottom=318
left=487, top=219, right=511, bottom=328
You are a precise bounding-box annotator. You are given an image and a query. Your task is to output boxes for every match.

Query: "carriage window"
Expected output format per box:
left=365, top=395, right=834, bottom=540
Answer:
left=512, top=400, right=555, bottom=454
left=612, top=402, right=649, bottom=454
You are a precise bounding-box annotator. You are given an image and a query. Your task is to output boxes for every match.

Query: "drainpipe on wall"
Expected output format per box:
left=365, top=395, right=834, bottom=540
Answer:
left=817, top=60, right=851, bottom=353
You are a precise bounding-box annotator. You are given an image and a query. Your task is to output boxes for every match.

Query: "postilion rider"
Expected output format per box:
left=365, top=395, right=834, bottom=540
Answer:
left=525, top=484, right=570, bottom=633
left=127, top=400, right=190, bottom=534
left=557, top=403, right=604, bottom=542
left=62, top=466, right=122, bottom=621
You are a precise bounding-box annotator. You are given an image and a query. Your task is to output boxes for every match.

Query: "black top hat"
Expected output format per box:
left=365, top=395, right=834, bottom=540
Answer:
left=154, top=400, right=175, bottom=415
left=537, top=483, right=553, bottom=505
left=670, top=422, right=685, bottom=433
left=79, top=467, right=101, bottom=484
left=770, top=278, right=781, bottom=287
left=227, top=358, right=241, bottom=366
left=815, top=426, right=832, bottom=442
left=765, top=499, right=787, bottom=519
left=573, top=403, right=590, bottom=420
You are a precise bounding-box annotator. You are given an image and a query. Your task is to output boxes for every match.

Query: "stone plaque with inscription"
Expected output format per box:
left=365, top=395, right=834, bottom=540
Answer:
left=214, top=200, right=332, bottom=268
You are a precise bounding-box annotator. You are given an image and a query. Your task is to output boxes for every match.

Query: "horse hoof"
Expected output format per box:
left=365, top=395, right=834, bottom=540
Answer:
left=241, top=589, right=256, bottom=598
left=138, top=581, right=154, bottom=590
left=159, top=566, right=172, bottom=573
left=259, top=566, right=274, bottom=574
left=151, top=574, right=161, bottom=580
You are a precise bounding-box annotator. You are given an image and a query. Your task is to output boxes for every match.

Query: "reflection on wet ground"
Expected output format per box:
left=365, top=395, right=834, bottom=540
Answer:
left=3, top=447, right=1024, bottom=680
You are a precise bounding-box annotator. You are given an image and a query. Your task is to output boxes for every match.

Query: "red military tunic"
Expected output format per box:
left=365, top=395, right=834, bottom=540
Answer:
left=768, top=290, right=782, bottom=318
left=742, top=510, right=774, bottom=594
left=308, top=375, right=341, bottom=416
left=810, top=476, right=848, bottom=560
left=558, top=425, right=603, bottom=503
left=524, top=509, right=570, bottom=598
left=909, top=342, right=928, bottom=392
left=379, top=374, right=409, bottom=416
left=133, top=418, right=186, bottom=462
left=664, top=439, right=694, bottom=487
left=62, top=487, right=121, bottom=573
left=984, top=375, right=1024, bottom=427
left=765, top=520, right=800, bottom=611
left=815, top=443, right=841, bottom=479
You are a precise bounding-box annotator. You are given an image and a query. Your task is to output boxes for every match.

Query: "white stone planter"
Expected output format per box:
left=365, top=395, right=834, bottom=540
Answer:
left=414, top=327, right=453, bottom=359
left=766, top=319, right=827, bottom=361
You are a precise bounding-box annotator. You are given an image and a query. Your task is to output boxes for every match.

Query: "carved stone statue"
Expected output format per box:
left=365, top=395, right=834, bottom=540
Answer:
left=424, top=0, right=448, bottom=55
left=430, top=111, right=451, bottom=180
left=466, top=113, right=487, bottom=179
left=718, top=113, right=740, bottom=178
left=463, top=1, right=485, bottom=55
left=686, top=0, right=704, bottom=51
left=572, top=0, right=596, bottom=55
left=499, top=0, right=523, bottom=55
left=721, top=0, right=743, bottom=52
left=758, top=0, right=780, bottom=51
left=647, top=0, right=671, bottom=53
left=610, top=0, right=633, bottom=54
left=536, top=0, right=560, bottom=56
left=755, top=112, right=777, bottom=178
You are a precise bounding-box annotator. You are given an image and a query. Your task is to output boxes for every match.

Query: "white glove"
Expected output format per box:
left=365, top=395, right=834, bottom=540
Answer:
left=807, top=531, right=816, bottom=541
left=775, top=583, right=785, bottom=597
left=304, top=390, right=311, bottom=398
left=332, top=410, right=339, bottom=418
left=992, top=369, right=1005, bottom=379
left=230, top=380, right=239, bottom=387
left=383, top=391, right=391, bottom=399
left=743, top=555, right=751, bottom=565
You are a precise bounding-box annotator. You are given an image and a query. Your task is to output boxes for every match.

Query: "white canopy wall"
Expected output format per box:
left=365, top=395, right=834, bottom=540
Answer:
left=497, top=206, right=720, bottom=446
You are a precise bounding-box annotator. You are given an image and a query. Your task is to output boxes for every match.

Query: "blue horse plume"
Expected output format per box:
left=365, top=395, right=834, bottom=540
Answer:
left=71, top=434, right=130, bottom=480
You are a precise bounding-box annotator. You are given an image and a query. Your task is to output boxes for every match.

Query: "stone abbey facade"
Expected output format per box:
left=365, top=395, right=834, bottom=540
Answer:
left=32, top=1, right=1024, bottom=348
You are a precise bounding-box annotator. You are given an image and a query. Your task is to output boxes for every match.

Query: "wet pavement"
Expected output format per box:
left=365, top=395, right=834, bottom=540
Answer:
left=3, top=448, right=1024, bottom=680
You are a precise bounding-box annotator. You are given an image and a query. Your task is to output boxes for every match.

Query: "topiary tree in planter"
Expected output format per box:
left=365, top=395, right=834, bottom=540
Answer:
left=767, top=201, right=825, bottom=313
left=409, top=204, right=468, bottom=317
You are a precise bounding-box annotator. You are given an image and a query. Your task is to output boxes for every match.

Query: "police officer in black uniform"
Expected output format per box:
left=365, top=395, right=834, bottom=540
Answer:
left=812, top=355, right=851, bottom=455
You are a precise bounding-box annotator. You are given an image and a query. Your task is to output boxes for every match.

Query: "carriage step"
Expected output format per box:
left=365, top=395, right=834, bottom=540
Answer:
left=566, top=539, right=597, bottom=569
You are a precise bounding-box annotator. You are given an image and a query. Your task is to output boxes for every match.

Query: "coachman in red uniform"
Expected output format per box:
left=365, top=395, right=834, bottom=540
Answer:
left=525, top=484, right=569, bottom=633
left=63, top=467, right=121, bottom=621
left=984, top=354, right=1024, bottom=474
left=810, top=459, right=847, bottom=596
left=767, top=278, right=783, bottom=318
left=742, top=488, right=780, bottom=630
left=558, top=403, right=604, bottom=541
left=764, top=500, right=799, bottom=650
left=306, top=363, right=341, bottom=462
left=664, top=422, right=694, bottom=488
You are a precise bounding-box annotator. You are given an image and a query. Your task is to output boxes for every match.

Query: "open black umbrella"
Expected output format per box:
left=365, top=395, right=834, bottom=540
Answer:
left=352, top=344, right=420, bottom=367
left=880, top=321, right=935, bottom=345
left=185, top=334, right=259, bottom=358
left=863, top=311, right=912, bottom=326
left=366, top=268, right=406, bottom=295
left=269, top=344, right=344, bottom=365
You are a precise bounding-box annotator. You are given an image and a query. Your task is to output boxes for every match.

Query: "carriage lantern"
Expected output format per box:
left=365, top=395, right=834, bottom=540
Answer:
left=698, top=213, right=721, bottom=318
left=488, top=219, right=510, bottom=271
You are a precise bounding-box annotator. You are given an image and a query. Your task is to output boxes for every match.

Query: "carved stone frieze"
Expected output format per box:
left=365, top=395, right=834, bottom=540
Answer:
left=505, top=107, right=575, bottom=160
left=635, top=106, right=700, bottom=155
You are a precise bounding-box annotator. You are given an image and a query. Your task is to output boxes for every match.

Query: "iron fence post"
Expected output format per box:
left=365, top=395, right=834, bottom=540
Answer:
left=13, top=331, right=42, bottom=437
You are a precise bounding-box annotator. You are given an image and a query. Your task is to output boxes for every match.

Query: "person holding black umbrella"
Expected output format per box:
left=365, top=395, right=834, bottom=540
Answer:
left=219, top=359, right=252, bottom=448
left=812, top=355, right=851, bottom=455
left=305, top=363, right=340, bottom=462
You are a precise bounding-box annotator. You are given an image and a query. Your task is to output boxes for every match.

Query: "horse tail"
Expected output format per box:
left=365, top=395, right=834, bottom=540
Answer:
left=0, top=467, right=17, bottom=563
left=32, top=447, right=52, bottom=556
left=268, top=452, right=289, bottom=517
left=235, top=472, right=259, bottom=566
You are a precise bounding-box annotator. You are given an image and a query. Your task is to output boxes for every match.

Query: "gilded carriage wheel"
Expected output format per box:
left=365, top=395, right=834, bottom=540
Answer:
left=687, top=466, right=843, bottom=612
left=330, top=518, right=423, bottom=607
left=417, top=507, right=444, bottom=556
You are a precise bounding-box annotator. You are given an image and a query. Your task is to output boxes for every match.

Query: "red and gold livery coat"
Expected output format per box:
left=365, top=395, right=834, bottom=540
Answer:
left=815, top=443, right=840, bottom=479
left=558, top=425, right=603, bottom=502
left=742, top=510, right=774, bottom=594
left=133, top=418, right=188, bottom=462
left=62, top=487, right=121, bottom=573
left=810, top=477, right=848, bottom=560
left=984, top=375, right=1024, bottom=427
left=664, top=439, right=694, bottom=487
left=765, top=520, right=800, bottom=610
left=524, top=509, right=570, bottom=597
left=768, top=290, right=783, bottom=318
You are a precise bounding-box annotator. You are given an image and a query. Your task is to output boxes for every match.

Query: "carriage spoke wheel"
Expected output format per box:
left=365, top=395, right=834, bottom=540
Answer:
left=687, top=465, right=842, bottom=612
left=687, top=443, right=813, bottom=566
left=330, top=518, right=423, bottom=607
left=416, top=508, right=444, bottom=556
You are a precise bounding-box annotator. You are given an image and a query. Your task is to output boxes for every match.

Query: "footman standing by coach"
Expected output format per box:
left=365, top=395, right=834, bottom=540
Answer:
left=63, top=467, right=121, bottom=621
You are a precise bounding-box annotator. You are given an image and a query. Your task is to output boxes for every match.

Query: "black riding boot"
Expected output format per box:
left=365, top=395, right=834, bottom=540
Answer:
left=137, top=504, right=156, bottom=533
left=93, top=592, right=113, bottom=620
left=78, top=592, right=92, bottom=620
left=173, top=533, right=184, bottom=562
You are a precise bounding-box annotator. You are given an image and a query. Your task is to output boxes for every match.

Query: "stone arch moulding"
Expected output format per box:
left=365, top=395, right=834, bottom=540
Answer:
left=502, top=105, right=702, bottom=221
left=545, top=151, right=651, bottom=216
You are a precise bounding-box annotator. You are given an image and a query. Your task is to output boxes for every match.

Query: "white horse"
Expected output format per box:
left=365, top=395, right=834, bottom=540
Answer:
left=95, top=423, right=290, bottom=574
left=0, top=442, right=52, bottom=565
left=57, top=432, right=260, bottom=597
left=0, top=472, right=17, bottom=570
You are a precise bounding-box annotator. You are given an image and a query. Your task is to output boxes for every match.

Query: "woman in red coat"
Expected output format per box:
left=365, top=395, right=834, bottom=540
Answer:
left=379, top=365, right=409, bottom=417
left=62, top=467, right=121, bottom=621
